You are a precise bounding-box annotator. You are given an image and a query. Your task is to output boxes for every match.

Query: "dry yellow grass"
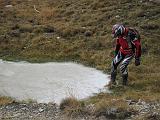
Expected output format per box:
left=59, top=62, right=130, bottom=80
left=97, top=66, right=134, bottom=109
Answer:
left=0, top=96, right=14, bottom=105
left=60, top=97, right=85, bottom=117
left=39, top=7, right=57, bottom=24
left=94, top=98, right=128, bottom=113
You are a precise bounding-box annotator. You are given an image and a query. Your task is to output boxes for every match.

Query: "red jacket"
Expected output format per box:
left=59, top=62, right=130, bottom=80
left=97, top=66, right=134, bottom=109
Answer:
left=115, top=28, right=141, bottom=58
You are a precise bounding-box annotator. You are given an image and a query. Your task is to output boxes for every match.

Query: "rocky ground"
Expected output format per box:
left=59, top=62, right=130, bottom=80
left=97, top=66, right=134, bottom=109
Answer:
left=0, top=102, right=92, bottom=120
left=126, top=99, right=160, bottom=120
left=0, top=102, right=62, bottom=120
left=0, top=100, right=159, bottom=120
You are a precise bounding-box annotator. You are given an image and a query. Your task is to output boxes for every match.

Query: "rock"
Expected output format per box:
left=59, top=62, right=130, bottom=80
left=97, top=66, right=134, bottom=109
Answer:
left=105, top=107, right=117, bottom=118
left=84, top=31, right=92, bottom=37
left=5, top=5, right=13, bottom=8
left=56, top=36, right=60, bottom=39
left=21, top=107, right=28, bottom=111
left=38, top=108, right=44, bottom=112
left=150, top=0, right=160, bottom=3
left=9, top=30, right=20, bottom=37
left=85, top=104, right=95, bottom=114
left=146, top=112, right=160, bottom=120
left=98, top=115, right=106, bottom=120
left=43, top=33, right=54, bottom=38
left=12, top=113, right=21, bottom=117
left=137, top=99, right=143, bottom=105
left=115, top=15, right=120, bottom=18
left=126, top=100, right=136, bottom=105
left=43, top=26, right=55, bottom=33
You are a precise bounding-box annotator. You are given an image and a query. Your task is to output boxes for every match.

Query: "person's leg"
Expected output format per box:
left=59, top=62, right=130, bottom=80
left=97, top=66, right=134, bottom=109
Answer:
left=110, top=52, right=124, bottom=84
left=120, top=54, right=134, bottom=85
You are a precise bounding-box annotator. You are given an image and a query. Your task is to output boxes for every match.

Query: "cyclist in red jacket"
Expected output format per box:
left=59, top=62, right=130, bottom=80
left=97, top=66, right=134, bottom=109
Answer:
left=109, top=24, right=141, bottom=86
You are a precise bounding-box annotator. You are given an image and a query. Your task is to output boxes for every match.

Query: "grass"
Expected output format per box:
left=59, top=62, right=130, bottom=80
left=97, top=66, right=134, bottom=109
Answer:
left=0, top=96, right=15, bottom=105
left=0, top=0, right=160, bottom=118
left=0, top=96, right=37, bottom=105
left=60, top=97, right=86, bottom=118
left=94, top=98, right=132, bottom=119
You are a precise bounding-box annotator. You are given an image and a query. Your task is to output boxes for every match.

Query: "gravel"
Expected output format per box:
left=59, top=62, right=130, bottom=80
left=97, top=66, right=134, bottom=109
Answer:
left=0, top=100, right=159, bottom=120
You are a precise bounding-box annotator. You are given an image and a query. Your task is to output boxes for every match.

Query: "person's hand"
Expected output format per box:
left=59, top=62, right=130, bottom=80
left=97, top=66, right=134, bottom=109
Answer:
left=135, top=58, right=140, bottom=66
left=110, top=50, right=116, bottom=58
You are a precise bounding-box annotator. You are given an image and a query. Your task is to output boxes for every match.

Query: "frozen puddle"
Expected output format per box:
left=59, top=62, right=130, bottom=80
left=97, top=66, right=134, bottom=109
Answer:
left=0, top=60, right=110, bottom=104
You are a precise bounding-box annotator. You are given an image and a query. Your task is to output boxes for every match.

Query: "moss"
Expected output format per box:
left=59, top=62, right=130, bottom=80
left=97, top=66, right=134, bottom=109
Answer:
left=19, top=24, right=33, bottom=33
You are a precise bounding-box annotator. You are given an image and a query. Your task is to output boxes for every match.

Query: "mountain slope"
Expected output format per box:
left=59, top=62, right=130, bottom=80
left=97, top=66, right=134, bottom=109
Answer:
left=0, top=0, right=160, bottom=119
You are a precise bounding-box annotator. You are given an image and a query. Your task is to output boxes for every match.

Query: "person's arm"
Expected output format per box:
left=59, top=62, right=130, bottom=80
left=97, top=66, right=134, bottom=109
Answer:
left=114, top=39, right=120, bottom=57
left=132, top=39, right=141, bottom=66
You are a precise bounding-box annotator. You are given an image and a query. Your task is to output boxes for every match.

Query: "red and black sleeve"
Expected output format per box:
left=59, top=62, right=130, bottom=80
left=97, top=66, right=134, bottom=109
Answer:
left=115, top=39, right=121, bottom=56
left=132, top=39, right=141, bottom=58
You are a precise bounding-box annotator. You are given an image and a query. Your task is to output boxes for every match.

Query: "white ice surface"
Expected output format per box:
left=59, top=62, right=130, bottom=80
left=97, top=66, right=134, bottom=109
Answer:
left=0, top=60, right=110, bottom=104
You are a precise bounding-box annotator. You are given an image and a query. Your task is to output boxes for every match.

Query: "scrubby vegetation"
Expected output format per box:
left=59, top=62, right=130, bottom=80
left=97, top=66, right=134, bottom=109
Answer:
left=0, top=96, right=14, bottom=105
left=0, top=0, right=160, bottom=119
left=60, top=97, right=87, bottom=118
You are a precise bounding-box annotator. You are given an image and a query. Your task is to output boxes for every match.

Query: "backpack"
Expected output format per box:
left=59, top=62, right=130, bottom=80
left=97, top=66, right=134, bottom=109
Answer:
left=126, top=28, right=140, bottom=49
left=128, top=28, right=140, bottom=41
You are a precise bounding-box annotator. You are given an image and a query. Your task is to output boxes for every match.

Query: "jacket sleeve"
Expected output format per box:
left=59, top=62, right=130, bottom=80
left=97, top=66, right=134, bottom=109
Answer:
left=132, top=39, right=141, bottom=58
left=115, top=39, right=121, bottom=56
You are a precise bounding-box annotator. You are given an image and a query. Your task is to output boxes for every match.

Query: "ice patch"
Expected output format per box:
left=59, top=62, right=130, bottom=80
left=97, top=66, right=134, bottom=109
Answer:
left=0, top=60, right=110, bottom=104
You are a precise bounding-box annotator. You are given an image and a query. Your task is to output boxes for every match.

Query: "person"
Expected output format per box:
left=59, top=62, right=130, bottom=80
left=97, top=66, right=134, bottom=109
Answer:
left=109, top=24, right=141, bottom=86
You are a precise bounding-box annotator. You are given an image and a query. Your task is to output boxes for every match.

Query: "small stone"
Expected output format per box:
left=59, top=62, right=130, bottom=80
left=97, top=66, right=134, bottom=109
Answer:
left=44, top=26, right=55, bottom=33
left=115, top=15, right=120, bottom=18
left=38, top=108, right=44, bottom=112
left=10, top=30, right=20, bottom=37
left=5, top=5, right=13, bottom=8
left=12, top=113, right=21, bottom=117
left=21, top=107, right=28, bottom=111
left=110, top=107, right=117, bottom=113
left=127, top=100, right=132, bottom=105
left=57, top=36, right=60, bottom=39
left=84, top=31, right=92, bottom=37
left=137, top=99, right=143, bottom=105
